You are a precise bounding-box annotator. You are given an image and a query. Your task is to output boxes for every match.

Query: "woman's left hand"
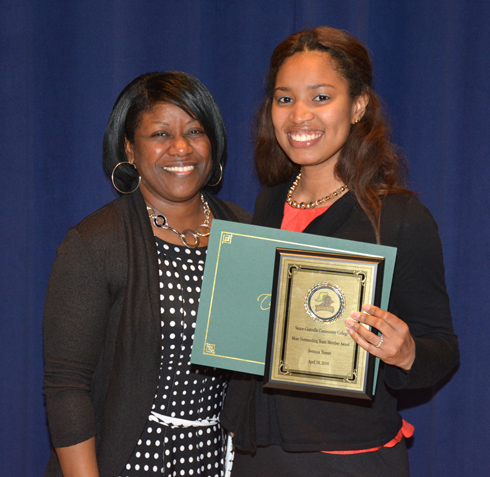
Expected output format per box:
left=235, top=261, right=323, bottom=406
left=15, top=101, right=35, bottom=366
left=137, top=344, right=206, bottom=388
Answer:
left=345, top=304, right=416, bottom=372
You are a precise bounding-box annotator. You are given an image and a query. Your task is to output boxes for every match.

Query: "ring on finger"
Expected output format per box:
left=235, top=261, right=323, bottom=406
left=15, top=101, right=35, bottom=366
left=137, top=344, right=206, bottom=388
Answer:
left=375, top=334, right=384, bottom=349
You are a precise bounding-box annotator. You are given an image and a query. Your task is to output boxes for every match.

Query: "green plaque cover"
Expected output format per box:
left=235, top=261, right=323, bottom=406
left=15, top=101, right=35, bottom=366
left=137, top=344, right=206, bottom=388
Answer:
left=191, top=220, right=396, bottom=380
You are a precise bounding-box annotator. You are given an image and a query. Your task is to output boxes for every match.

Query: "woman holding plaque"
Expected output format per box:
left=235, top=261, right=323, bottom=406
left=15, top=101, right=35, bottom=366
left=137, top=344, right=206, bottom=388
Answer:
left=43, top=71, right=250, bottom=476
left=221, top=27, right=458, bottom=476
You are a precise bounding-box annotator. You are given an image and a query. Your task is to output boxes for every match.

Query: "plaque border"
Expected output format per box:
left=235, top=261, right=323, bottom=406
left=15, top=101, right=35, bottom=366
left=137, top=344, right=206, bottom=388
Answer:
left=264, top=248, right=384, bottom=400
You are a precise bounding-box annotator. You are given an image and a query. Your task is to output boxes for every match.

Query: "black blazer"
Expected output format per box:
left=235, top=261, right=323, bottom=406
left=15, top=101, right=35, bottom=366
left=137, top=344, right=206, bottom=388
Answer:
left=44, top=190, right=251, bottom=476
left=222, top=183, right=458, bottom=452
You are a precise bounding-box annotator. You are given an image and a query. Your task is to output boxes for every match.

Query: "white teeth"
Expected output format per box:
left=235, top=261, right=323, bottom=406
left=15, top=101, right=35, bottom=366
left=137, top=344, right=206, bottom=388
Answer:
left=290, top=132, right=321, bottom=142
left=163, top=165, right=195, bottom=172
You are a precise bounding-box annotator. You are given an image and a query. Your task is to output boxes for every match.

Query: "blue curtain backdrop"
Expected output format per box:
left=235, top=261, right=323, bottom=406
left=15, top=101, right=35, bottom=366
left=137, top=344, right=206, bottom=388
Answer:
left=1, top=1, right=489, bottom=475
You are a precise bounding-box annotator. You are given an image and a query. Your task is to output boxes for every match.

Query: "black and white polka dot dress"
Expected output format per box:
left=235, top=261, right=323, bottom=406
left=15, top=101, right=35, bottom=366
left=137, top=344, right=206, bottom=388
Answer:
left=122, top=239, right=228, bottom=476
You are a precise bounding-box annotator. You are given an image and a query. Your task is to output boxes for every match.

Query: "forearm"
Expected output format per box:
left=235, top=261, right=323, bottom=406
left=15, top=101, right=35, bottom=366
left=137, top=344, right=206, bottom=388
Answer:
left=56, top=437, right=99, bottom=477
left=385, top=334, right=459, bottom=389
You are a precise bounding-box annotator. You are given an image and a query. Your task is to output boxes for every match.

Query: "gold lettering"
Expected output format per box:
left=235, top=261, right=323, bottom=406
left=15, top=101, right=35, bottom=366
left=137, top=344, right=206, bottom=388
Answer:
left=257, top=293, right=271, bottom=310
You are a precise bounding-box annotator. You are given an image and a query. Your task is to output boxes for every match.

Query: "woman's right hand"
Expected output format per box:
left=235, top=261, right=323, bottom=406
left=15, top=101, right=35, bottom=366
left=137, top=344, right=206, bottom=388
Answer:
left=346, top=304, right=416, bottom=372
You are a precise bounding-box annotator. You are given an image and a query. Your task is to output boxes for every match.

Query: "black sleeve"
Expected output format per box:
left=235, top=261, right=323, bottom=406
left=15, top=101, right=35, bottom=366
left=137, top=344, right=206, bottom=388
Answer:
left=43, top=228, right=112, bottom=447
left=383, top=196, right=459, bottom=389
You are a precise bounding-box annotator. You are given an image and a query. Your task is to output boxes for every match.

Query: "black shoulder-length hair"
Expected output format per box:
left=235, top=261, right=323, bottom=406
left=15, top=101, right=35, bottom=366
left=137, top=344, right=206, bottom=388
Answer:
left=103, top=71, right=226, bottom=192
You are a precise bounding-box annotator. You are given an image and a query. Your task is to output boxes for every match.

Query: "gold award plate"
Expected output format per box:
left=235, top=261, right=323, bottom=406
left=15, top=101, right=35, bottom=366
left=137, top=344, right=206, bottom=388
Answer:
left=264, top=248, right=384, bottom=399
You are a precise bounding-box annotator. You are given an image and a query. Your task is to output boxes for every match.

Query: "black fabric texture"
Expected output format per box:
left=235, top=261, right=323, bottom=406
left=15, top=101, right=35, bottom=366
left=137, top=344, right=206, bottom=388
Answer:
left=221, top=184, right=458, bottom=453
left=43, top=190, right=251, bottom=476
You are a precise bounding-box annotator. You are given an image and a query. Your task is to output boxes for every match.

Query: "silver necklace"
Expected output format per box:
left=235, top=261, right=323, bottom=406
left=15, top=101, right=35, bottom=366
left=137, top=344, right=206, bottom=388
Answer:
left=146, top=194, right=211, bottom=248
left=286, top=172, right=348, bottom=209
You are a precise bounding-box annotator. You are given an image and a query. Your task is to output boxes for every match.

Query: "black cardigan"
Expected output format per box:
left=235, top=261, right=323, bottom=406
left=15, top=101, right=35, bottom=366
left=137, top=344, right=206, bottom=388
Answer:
left=43, top=190, right=251, bottom=476
left=221, top=183, right=459, bottom=452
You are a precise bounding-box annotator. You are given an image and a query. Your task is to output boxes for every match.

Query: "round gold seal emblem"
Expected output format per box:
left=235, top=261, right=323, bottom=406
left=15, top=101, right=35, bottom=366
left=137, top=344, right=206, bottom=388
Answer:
left=304, top=282, right=346, bottom=324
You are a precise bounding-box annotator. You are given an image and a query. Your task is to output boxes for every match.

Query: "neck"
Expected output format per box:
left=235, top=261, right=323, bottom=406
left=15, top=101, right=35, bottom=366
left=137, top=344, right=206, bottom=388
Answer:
left=144, top=192, right=213, bottom=246
left=145, top=193, right=204, bottom=228
left=293, top=167, right=345, bottom=207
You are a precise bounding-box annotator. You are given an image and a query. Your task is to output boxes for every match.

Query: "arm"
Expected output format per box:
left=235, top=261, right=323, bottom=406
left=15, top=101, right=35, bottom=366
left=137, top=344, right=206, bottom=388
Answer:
left=55, top=437, right=99, bottom=477
left=44, top=227, right=112, bottom=453
left=346, top=196, right=458, bottom=388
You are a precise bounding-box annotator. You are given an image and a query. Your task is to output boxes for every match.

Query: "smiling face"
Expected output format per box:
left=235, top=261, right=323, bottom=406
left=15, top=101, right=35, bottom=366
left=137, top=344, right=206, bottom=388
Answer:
left=125, top=102, right=212, bottom=207
left=271, top=50, right=367, bottom=174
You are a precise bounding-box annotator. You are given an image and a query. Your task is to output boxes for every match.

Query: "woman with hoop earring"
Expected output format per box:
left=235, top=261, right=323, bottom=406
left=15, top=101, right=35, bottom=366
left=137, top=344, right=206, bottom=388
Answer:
left=43, top=71, right=250, bottom=476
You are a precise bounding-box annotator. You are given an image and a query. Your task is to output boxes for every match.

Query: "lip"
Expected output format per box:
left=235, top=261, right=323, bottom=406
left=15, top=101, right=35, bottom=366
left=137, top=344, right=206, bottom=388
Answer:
left=287, top=131, right=323, bottom=148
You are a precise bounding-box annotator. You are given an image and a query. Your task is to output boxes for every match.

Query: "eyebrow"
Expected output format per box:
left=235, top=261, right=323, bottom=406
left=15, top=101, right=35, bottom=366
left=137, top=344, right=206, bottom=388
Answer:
left=274, top=84, right=335, bottom=92
left=151, top=119, right=199, bottom=126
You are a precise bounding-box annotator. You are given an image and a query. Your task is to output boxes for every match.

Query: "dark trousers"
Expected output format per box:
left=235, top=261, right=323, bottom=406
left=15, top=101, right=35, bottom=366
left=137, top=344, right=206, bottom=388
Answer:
left=232, top=439, right=410, bottom=477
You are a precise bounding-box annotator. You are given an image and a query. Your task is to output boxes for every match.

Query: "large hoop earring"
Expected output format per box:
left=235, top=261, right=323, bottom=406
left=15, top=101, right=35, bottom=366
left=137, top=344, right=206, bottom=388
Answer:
left=207, top=164, right=223, bottom=187
left=111, top=161, right=141, bottom=194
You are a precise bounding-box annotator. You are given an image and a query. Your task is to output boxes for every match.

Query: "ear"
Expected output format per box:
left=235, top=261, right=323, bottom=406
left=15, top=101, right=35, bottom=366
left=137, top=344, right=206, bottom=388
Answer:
left=351, top=93, right=369, bottom=124
left=124, top=137, right=135, bottom=164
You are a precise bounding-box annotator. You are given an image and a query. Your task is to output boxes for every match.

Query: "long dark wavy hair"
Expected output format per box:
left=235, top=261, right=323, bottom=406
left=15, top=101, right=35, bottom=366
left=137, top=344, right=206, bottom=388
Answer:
left=255, top=26, right=411, bottom=241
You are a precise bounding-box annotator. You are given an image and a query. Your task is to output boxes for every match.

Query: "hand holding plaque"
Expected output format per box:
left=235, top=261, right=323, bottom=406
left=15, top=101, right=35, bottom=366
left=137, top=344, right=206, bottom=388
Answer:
left=264, top=248, right=384, bottom=400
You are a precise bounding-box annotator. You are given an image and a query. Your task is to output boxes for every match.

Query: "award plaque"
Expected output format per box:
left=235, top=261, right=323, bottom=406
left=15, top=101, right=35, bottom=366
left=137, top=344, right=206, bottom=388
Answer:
left=264, top=248, right=384, bottom=400
left=191, top=220, right=396, bottom=381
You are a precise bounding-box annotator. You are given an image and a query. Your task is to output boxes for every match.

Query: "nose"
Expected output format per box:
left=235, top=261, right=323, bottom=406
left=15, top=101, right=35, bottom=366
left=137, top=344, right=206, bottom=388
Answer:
left=168, top=136, right=192, bottom=156
left=290, top=100, right=314, bottom=124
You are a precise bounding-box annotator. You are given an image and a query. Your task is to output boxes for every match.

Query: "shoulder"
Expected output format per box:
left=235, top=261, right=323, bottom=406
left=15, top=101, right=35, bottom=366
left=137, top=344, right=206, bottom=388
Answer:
left=380, top=193, right=439, bottom=245
left=254, top=182, right=290, bottom=215
left=56, top=197, right=131, bottom=270
left=71, top=193, right=146, bottom=243
left=382, top=192, right=430, bottom=212
left=221, top=200, right=252, bottom=224
left=74, top=199, right=123, bottom=239
left=256, top=182, right=290, bottom=204
left=205, top=193, right=252, bottom=224
left=380, top=194, right=446, bottom=286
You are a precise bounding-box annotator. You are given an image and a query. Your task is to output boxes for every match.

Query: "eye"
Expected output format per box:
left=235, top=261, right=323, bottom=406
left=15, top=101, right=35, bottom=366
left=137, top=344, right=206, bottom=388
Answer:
left=187, top=128, right=206, bottom=137
left=276, top=96, right=293, bottom=104
left=152, top=131, right=169, bottom=138
left=313, top=94, right=330, bottom=102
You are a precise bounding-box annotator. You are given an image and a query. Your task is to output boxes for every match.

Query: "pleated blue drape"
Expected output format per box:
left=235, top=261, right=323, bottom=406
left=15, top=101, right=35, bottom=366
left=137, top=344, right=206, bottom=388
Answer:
left=1, top=1, right=489, bottom=475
